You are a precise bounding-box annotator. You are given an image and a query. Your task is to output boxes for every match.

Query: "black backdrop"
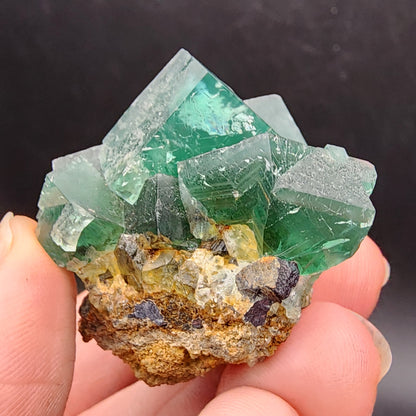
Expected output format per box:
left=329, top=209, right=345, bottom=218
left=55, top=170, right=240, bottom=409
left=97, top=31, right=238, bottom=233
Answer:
left=1, top=1, right=415, bottom=414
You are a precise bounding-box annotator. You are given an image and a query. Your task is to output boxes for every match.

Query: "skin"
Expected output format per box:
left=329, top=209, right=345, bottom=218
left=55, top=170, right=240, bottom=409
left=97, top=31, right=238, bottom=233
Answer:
left=0, top=215, right=391, bottom=416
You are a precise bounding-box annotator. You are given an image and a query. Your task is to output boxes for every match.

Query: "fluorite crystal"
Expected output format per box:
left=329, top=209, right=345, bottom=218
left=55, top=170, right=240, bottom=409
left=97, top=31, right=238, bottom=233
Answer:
left=36, top=49, right=376, bottom=386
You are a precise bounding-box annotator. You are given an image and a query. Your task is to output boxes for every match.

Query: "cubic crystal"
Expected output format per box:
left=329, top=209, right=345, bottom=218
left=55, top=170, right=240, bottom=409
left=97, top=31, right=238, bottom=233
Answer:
left=100, top=49, right=273, bottom=204
left=178, top=134, right=275, bottom=251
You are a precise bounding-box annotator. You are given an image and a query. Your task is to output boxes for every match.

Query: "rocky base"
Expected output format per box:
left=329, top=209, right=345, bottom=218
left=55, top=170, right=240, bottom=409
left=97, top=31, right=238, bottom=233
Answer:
left=74, top=231, right=315, bottom=386
left=79, top=292, right=294, bottom=386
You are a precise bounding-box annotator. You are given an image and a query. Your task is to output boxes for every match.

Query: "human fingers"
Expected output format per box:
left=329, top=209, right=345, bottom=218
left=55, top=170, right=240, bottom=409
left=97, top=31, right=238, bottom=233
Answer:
left=64, top=291, right=136, bottom=416
left=312, top=236, right=389, bottom=317
left=0, top=214, right=76, bottom=416
left=78, top=365, right=223, bottom=416
left=218, top=302, right=391, bottom=416
left=199, top=386, right=299, bottom=416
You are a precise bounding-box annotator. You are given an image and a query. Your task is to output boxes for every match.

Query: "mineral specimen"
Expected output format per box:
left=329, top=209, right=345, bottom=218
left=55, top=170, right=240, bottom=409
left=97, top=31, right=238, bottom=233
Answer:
left=36, top=49, right=376, bottom=386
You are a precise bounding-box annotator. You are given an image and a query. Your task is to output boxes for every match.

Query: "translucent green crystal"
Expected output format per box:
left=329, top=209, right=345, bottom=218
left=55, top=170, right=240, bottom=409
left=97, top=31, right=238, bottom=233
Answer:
left=52, top=146, right=124, bottom=226
left=37, top=205, right=71, bottom=267
left=38, top=173, right=68, bottom=210
left=100, top=49, right=273, bottom=204
left=178, top=134, right=275, bottom=251
left=176, top=132, right=375, bottom=274
left=125, top=174, right=197, bottom=248
left=75, top=219, right=124, bottom=261
left=36, top=49, right=376, bottom=276
left=264, top=138, right=376, bottom=274
left=51, top=203, right=95, bottom=252
left=37, top=146, right=125, bottom=265
left=140, top=73, right=272, bottom=177
left=245, top=95, right=306, bottom=144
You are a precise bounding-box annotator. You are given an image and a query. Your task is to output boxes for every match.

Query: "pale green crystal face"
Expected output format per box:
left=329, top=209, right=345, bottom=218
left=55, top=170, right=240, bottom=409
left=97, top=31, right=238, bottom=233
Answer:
left=100, top=49, right=273, bottom=204
left=245, top=94, right=306, bottom=145
left=178, top=134, right=275, bottom=253
left=36, top=49, right=376, bottom=276
left=124, top=174, right=197, bottom=249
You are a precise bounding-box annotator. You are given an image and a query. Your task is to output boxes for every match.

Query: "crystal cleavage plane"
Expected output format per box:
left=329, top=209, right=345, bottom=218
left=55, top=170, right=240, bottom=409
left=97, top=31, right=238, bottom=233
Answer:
left=36, top=49, right=376, bottom=386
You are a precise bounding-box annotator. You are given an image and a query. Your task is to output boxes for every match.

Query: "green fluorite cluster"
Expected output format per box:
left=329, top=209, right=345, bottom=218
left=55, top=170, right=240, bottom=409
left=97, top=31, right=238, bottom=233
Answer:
left=36, top=49, right=376, bottom=276
left=36, top=50, right=378, bottom=385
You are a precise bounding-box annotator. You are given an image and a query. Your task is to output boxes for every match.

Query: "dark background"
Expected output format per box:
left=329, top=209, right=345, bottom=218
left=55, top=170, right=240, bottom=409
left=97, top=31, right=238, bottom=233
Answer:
left=1, top=0, right=415, bottom=414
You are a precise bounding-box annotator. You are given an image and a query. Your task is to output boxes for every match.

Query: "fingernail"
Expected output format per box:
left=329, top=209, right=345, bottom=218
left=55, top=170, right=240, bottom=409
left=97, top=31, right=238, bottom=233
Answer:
left=355, top=313, right=392, bottom=382
left=0, top=212, right=14, bottom=262
left=382, top=258, right=390, bottom=286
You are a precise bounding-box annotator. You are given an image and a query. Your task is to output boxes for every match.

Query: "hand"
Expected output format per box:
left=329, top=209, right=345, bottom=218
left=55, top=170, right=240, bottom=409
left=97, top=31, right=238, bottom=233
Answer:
left=0, top=214, right=391, bottom=416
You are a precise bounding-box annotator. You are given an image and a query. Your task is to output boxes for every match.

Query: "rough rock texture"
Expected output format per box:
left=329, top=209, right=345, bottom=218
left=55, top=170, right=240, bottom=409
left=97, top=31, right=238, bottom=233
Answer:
left=76, top=232, right=313, bottom=386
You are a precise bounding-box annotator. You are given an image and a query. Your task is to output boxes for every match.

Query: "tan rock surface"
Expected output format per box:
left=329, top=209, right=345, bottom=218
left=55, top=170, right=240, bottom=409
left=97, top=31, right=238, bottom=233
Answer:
left=76, top=232, right=312, bottom=386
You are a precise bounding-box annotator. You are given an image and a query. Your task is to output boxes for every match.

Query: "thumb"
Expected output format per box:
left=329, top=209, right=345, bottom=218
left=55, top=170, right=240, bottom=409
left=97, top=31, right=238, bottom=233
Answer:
left=0, top=214, right=76, bottom=416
